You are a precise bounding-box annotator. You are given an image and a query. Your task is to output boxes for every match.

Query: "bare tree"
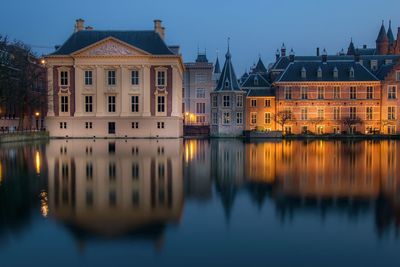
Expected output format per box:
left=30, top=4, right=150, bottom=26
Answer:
left=308, top=117, right=323, bottom=134
left=341, top=116, right=363, bottom=134
left=274, top=110, right=295, bottom=133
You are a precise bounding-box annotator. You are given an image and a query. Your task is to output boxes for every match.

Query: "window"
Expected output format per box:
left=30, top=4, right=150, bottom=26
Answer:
left=350, top=107, right=357, bottom=119
left=388, top=106, right=396, bottom=120
left=212, top=95, right=218, bottom=107
left=85, top=95, right=93, bottom=113
left=317, top=108, right=324, bottom=120
left=317, top=87, right=324, bottom=99
left=349, top=67, right=355, bottom=78
left=301, top=108, right=308, bottom=120
left=85, top=122, right=92, bottom=129
left=301, top=87, right=308, bottom=99
left=108, top=96, right=116, bottom=112
left=225, top=79, right=230, bottom=88
left=108, top=122, right=115, bottom=134
left=388, top=125, right=396, bottom=134
left=157, top=95, right=165, bottom=113
left=250, top=112, right=257, bottom=124
left=157, top=70, right=166, bottom=86
left=59, top=122, right=67, bottom=129
left=196, top=103, right=206, bottom=114
left=366, top=107, right=373, bottom=120
left=367, top=86, right=373, bottom=99
left=333, top=67, right=338, bottom=79
left=236, top=95, right=243, bottom=107
left=317, top=67, right=322, bottom=78
left=371, top=60, right=378, bottom=71
left=196, top=116, right=205, bottom=123
left=236, top=112, right=243, bottom=124
left=132, top=122, right=139, bottom=129
left=265, top=99, right=271, bottom=107
left=196, top=88, right=205, bottom=98
left=223, top=95, right=230, bottom=107
left=265, top=112, right=271, bottom=124
left=333, top=86, right=340, bottom=99
left=131, top=70, right=139, bottom=85
left=388, top=85, right=397, bottom=99
left=333, top=126, right=340, bottom=134
left=157, top=122, right=165, bottom=129
left=212, top=112, right=218, bottom=125
left=60, top=71, right=68, bottom=86
left=333, top=107, right=340, bottom=120
left=284, top=87, right=292, bottom=100
left=107, top=70, right=116, bottom=86
left=60, top=96, right=69, bottom=113
left=350, top=87, right=357, bottom=99
left=131, top=96, right=139, bottom=113
left=84, top=70, right=93, bottom=85
left=223, top=112, right=230, bottom=124
left=251, top=99, right=257, bottom=107
left=396, top=71, right=400, bottom=82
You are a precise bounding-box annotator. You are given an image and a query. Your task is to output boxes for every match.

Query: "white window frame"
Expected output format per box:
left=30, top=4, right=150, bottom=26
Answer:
left=366, top=86, right=373, bottom=99
left=222, top=112, right=231, bottom=125
left=131, top=69, right=140, bottom=86
left=388, top=85, right=397, bottom=99
left=59, top=70, right=69, bottom=86
left=85, top=95, right=93, bottom=113
left=107, top=70, right=116, bottom=86
left=236, top=112, right=243, bottom=125
left=264, top=112, right=271, bottom=124
left=223, top=95, right=230, bottom=107
left=156, top=94, right=167, bottom=115
left=156, top=68, right=167, bottom=87
left=84, top=70, right=93, bottom=86
left=236, top=95, right=243, bottom=107
left=250, top=112, right=257, bottom=125
left=212, top=95, right=218, bottom=107
left=131, top=95, right=139, bottom=113
left=60, top=95, right=69, bottom=114
left=388, top=106, right=396, bottom=120
left=265, top=99, right=271, bottom=107
left=366, top=107, right=373, bottom=120
left=108, top=95, right=116, bottom=113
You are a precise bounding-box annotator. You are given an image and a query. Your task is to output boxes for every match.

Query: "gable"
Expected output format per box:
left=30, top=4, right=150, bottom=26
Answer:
left=73, top=37, right=150, bottom=57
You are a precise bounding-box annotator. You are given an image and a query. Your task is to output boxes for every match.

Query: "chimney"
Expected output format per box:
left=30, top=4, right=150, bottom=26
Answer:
left=154, top=19, right=165, bottom=40
left=289, top=49, right=295, bottom=62
left=275, top=49, right=280, bottom=61
left=85, top=26, right=94, bottom=31
left=363, top=44, right=367, bottom=49
left=75, top=18, right=85, bottom=32
left=281, top=43, right=286, bottom=57
left=322, top=48, right=328, bottom=63
left=316, top=47, right=320, bottom=56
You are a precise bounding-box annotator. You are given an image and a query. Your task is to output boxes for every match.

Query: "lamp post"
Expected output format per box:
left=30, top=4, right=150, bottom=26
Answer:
left=35, top=112, right=40, bottom=130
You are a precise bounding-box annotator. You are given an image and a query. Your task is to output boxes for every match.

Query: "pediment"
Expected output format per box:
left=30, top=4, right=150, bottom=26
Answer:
left=73, top=37, right=149, bottom=57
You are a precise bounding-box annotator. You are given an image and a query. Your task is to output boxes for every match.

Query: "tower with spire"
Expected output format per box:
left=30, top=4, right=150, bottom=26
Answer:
left=376, top=20, right=389, bottom=55
left=210, top=40, right=245, bottom=137
left=213, top=54, right=221, bottom=85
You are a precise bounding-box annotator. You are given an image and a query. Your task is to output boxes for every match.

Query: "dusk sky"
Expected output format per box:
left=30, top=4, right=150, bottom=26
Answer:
left=1, top=0, right=400, bottom=73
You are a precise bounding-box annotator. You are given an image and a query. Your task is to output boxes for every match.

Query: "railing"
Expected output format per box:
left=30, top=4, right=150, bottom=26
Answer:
left=0, top=128, right=47, bottom=135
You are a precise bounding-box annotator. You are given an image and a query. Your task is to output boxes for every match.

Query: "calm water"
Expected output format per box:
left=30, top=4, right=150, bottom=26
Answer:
left=0, top=139, right=400, bottom=266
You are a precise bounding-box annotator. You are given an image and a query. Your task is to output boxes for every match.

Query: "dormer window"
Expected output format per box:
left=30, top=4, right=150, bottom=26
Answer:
left=317, top=67, right=322, bottom=78
left=333, top=67, right=338, bottom=79
left=370, top=60, right=378, bottom=71
left=225, top=79, right=230, bottom=88
left=254, top=76, right=259, bottom=85
left=349, top=67, right=355, bottom=79
left=301, top=67, right=306, bottom=79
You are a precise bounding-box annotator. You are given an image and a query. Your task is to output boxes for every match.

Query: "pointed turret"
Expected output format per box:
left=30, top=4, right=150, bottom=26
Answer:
left=376, top=20, right=389, bottom=55
left=214, top=57, right=221, bottom=74
left=214, top=44, right=241, bottom=91
left=253, top=56, right=267, bottom=74
left=387, top=20, right=395, bottom=45
left=347, top=38, right=356, bottom=56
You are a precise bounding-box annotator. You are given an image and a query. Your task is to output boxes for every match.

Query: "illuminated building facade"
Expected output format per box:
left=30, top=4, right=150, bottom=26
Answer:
left=44, top=19, right=184, bottom=138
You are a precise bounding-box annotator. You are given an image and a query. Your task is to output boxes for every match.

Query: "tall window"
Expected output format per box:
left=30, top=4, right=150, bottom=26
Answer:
left=212, top=112, right=218, bottom=125
left=108, top=96, right=116, bottom=112
left=301, top=87, right=308, bottom=99
left=157, top=95, right=165, bottom=113
left=196, top=103, right=205, bottom=114
left=196, top=88, right=205, bottom=98
left=350, top=107, right=357, bottom=119
left=301, top=108, right=308, bottom=120
left=367, top=86, right=373, bottom=99
left=60, top=71, right=69, bottom=86
left=388, top=85, right=397, bottom=99
left=317, top=87, right=324, bottom=99
left=223, top=112, right=230, bottom=124
left=251, top=99, right=257, bottom=107
left=157, top=70, right=166, bottom=86
left=265, top=99, right=271, bottom=107
left=317, top=108, right=324, bottom=120
left=333, top=107, right=340, bottom=120
left=236, top=95, right=243, bottom=107
left=107, top=70, right=116, bottom=86
left=223, top=95, right=230, bottom=107
left=333, top=86, right=340, bottom=99
left=60, top=96, right=69, bottom=113
left=350, top=87, right=357, bottom=99
left=388, top=106, right=396, bottom=120
left=264, top=112, right=271, bottom=124
left=366, top=107, right=373, bottom=120
left=250, top=112, right=257, bottom=124
left=236, top=112, right=243, bottom=124
left=85, top=95, right=93, bottom=113
left=212, top=95, right=218, bottom=107
left=284, top=87, right=292, bottom=100
left=131, top=96, right=139, bottom=112
left=131, top=70, right=139, bottom=85
left=84, top=70, right=93, bottom=85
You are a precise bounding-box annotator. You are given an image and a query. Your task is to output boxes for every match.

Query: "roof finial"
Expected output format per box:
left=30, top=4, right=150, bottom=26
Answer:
left=227, top=37, right=230, bottom=52
left=382, top=19, right=384, bottom=26
left=226, top=37, right=231, bottom=59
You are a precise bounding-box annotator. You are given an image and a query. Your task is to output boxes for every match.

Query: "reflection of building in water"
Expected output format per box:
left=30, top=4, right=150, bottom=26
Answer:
left=183, top=139, right=212, bottom=200
left=46, top=139, right=183, bottom=244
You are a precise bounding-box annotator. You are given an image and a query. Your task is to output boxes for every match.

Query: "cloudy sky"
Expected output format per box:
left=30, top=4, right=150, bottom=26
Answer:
left=1, top=0, right=399, bottom=74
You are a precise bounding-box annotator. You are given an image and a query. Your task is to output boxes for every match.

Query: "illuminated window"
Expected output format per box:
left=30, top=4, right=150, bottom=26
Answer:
left=388, top=106, right=396, bottom=120
left=223, top=112, right=230, bottom=124
left=264, top=112, right=271, bottom=124
left=388, top=85, right=397, bottom=99
left=84, top=70, right=93, bottom=85
left=250, top=112, right=257, bottom=124
left=265, top=99, right=271, bottom=107
left=366, top=107, right=373, bottom=120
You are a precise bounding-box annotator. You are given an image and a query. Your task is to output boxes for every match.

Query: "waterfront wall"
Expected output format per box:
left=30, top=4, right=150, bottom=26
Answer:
left=0, top=132, right=49, bottom=143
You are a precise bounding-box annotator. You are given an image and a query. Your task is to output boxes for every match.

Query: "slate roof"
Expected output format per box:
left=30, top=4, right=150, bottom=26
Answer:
left=375, top=63, right=395, bottom=80
left=241, top=73, right=271, bottom=88
left=196, top=53, right=208, bottom=63
left=214, top=57, right=221, bottom=74
left=387, top=21, right=395, bottom=45
left=376, top=23, right=388, bottom=42
left=276, top=61, right=379, bottom=82
left=252, top=58, right=267, bottom=73
left=355, top=48, right=376, bottom=55
left=50, top=30, right=174, bottom=55
left=214, top=48, right=242, bottom=91
left=247, top=88, right=276, bottom=97
left=347, top=40, right=356, bottom=56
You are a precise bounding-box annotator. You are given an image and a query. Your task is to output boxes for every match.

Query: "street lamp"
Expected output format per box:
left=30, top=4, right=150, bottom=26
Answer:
left=35, top=112, right=40, bottom=130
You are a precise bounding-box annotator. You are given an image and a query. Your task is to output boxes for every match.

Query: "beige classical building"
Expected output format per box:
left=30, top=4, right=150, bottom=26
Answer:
left=44, top=19, right=184, bottom=138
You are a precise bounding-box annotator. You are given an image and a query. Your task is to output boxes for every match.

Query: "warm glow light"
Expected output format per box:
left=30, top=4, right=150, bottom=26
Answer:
left=35, top=151, right=41, bottom=175
left=35, top=112, right=40, bottom=117
left=40, top=59, right=46, bottom=65
left=40, top=191, right=49, bottom=218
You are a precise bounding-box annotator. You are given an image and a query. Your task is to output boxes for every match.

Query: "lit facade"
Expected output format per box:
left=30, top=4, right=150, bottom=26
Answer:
left=44, top=19, right=184, bottom=138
